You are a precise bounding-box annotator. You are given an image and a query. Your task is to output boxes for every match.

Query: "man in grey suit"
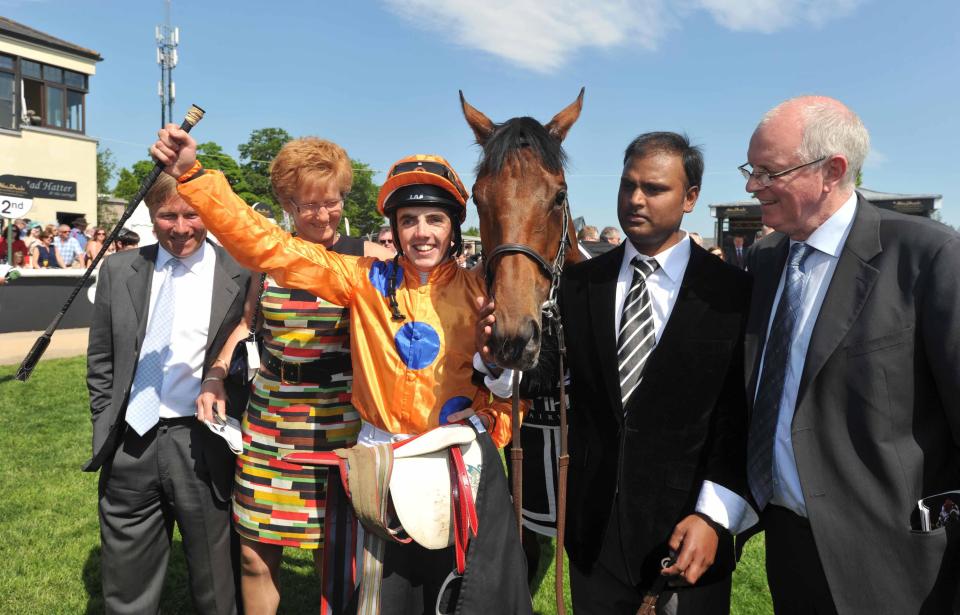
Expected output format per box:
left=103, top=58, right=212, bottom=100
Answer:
left=84, top=172, right=250, bottom=614
left=741, top=95, right=960, bottom=614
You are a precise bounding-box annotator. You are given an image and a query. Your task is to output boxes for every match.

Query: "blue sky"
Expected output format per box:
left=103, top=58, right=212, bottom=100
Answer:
left=4, top=0, right=958, bottom=235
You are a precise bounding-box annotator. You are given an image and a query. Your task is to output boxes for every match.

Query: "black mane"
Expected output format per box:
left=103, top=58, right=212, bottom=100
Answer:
left=476, top=117, right=567, bottom=176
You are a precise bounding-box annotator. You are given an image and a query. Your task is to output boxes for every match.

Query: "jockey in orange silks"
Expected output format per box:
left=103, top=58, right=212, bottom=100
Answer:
left=151, top=128, right=533, bottom=615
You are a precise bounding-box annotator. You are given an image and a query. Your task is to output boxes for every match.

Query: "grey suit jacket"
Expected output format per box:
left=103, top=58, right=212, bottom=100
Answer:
left=84, top=241, right=251, bottom=501
left=745, top=197, right=960, bottom=614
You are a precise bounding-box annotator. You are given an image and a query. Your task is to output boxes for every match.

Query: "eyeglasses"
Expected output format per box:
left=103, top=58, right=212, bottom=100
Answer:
left=379, top=239, right=394, bottom=246
left=738, top=157, right=826, bottom=188
left=289, top=197, right=344, bottom=216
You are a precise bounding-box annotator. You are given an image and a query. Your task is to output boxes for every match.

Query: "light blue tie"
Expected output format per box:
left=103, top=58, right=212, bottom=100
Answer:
left=747, top=242, right=814, bottom=509
left=126, top=258, right=182, bottom=435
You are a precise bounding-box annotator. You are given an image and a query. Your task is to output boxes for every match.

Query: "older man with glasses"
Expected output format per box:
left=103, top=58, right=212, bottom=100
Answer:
left=739, top=95, right=960, bottom=615
left=53, top=224, right=84, bottom=267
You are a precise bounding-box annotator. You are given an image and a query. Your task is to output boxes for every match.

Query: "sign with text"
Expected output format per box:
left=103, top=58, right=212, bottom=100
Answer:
left=0, top=174, right=77, bottom=201
left=0, top=194, right=33, bottom=219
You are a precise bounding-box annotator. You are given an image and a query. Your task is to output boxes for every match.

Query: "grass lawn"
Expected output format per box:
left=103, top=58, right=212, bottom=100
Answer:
left=0, top=356, right=773, bottom=614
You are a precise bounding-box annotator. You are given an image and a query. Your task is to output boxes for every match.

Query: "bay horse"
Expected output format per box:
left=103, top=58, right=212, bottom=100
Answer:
left=460, top=89, right=585, bottom=615
left=459, top=89, right=585, bottom=371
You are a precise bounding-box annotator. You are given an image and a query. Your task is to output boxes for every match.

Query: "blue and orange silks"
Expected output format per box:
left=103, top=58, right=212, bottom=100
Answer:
left=178, top=169, right=521, bottom=447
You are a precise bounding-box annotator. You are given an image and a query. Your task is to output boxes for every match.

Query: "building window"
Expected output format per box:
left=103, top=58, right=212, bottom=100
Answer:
left=45, top=85, right=64, bottom=128
left=0, top=73, right=13, bottom=130
left=66, top=90, right=83, bottom=131
left=0, top=54, right=13, bottom=130
left=15, top=57, right=87, bottom=133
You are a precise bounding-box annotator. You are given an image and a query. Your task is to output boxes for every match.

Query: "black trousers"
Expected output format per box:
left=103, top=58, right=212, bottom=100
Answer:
left=764, top=505, right=838, bottom=615
left=570, top=506, right=731, bottom=615
left=98, top=419, right=238, bottom=615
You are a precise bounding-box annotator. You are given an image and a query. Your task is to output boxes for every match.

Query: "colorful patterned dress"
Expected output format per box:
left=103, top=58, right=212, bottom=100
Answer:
left=233, top=235, right=364, bottom=549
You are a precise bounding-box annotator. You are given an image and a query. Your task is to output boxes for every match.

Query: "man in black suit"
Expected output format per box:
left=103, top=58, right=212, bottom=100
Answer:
left=741, top=95, right=960, bottom=614
left=484, top=133, right=753, bottom=613
left=723, top=234, right=747, bottom=269
left=85, top=173, right=249, bottom=614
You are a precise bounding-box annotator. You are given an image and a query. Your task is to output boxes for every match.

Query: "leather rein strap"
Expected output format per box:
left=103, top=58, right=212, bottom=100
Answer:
left=485, top=203, right=571, bottom=615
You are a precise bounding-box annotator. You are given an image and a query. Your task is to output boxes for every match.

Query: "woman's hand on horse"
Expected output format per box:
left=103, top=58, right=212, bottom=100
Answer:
left=661, top=513, right=719, bottom=585
left=475, top=296, right=497, bottom=364
left=446, top=408, right=491, bottom=430
left=150, top=123, right=198, bottom=179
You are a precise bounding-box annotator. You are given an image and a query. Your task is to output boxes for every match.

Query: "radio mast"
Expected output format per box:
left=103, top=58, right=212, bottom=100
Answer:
left=156, top=0, right=179, bottom=127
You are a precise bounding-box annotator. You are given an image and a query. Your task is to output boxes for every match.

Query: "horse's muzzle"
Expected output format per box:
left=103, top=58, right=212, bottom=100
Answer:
left=491, top=318, right=541, bottom=371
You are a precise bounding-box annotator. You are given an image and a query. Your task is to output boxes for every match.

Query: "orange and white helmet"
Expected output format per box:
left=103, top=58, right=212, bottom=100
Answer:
left=377, top=154, right=469, bottom=223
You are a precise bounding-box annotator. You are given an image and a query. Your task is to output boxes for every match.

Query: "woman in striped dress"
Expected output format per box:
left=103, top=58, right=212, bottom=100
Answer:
left=199, top=138, right=392, bottom=614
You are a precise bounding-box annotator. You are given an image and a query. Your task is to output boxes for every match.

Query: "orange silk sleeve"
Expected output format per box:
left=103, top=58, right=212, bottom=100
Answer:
left=472, top=388, right=527, bottom=449
left=178, top=169, right=362, bottom=306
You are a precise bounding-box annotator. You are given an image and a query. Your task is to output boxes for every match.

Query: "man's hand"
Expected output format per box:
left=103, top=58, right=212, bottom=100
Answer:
left=150, top=123, right=199, bottom=179
left=661, top=514, right=719, bottom=585
left=196, top=378, right=227, bottom=424
left=475, top=296, right=497, bottom=366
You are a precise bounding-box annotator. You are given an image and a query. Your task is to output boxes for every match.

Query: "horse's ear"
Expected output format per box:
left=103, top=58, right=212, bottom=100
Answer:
left=546, top=87, right=585, bottom=142
left=460, top=90, right=495, bottom=145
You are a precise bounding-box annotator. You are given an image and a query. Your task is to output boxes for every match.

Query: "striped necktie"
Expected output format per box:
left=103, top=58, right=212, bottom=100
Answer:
left=617, top=256, right=659, bottom=409
left=747, top=242, right=814, bottom=509
left=126, top=257, right=183, bottom=435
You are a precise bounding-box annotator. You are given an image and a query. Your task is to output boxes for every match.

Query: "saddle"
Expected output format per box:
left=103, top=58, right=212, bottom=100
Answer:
left=283, top=420, right=483, bottom=579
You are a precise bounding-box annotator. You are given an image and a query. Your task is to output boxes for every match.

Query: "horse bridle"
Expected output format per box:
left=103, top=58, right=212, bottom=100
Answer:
left=481, top=199, right=573, bottom=615
left=483, top=201, right=571, bottom=325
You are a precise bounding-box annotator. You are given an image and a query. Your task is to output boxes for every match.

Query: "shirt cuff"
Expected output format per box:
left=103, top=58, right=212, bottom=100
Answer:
left=472, top=352, right=518, bottom=399
left=695, top=480, right=759, bottom=535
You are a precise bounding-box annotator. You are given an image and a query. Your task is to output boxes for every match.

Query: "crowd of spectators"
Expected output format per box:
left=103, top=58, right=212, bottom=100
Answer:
left=0, top=217, right=140, bottom=269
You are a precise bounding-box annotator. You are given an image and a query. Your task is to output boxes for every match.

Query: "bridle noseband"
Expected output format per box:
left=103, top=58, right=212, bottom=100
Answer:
left=483, top=201, right=571, bottom=326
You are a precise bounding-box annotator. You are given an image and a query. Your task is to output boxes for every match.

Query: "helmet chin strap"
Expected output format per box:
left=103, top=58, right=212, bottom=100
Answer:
left=385, top=210, right=463, bottom=323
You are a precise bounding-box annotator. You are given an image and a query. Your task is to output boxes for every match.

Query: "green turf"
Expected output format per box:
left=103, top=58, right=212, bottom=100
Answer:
left=0, top=356, right=772, bottom=614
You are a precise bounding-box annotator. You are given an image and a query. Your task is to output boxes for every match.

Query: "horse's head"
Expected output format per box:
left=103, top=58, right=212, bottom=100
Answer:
left=461, top=89, right=584, bottom=370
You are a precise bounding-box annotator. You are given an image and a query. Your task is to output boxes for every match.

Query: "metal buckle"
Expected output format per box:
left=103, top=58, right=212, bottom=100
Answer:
left=280, top=361, right=301, bottom=385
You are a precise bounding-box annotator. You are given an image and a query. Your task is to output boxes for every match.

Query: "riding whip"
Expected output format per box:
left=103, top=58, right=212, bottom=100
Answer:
left=15, top=104, right=205, bottom=382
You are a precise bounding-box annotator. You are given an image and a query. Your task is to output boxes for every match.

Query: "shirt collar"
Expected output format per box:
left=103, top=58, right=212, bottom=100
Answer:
left=796, top=191, right=857, bottom=258
left=622, top=232, right=691, bottom=283
left=156, top=241, right=209, bottom=276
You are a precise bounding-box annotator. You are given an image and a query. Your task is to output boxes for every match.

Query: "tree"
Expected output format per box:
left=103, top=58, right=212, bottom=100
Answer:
left=195, top=142, right=258, bottom=204
left=343, top=161, right=384, bottom=237
left=238, top=128, right=292, bottom=218
left=97, top=147, right=116, bottom=195
left=113, top=159, right=157, bottom=202
left=463, top=226, right=480, bottom=237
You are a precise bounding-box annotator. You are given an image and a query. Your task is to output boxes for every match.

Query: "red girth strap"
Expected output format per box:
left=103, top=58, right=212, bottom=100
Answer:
left=448, top=445, right=479, bottom=574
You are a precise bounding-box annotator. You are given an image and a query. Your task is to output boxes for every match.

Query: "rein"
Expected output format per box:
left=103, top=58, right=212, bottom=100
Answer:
left=486, top=201, right=572, bottom=615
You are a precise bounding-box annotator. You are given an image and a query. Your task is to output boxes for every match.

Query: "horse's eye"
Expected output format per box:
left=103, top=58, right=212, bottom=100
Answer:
left=554, top=190, right=567, bottom=207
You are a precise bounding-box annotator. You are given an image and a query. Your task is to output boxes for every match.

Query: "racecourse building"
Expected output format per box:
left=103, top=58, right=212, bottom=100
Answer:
left=0, top=17, right=102, bottom=226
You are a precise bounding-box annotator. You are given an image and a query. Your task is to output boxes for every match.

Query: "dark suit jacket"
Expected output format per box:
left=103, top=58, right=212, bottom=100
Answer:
left=745, top=197, right=960, bottom=614
left=723, top=246, right=747, bottom=270
left=559, top=240, right=751, bottom=588
left=84, top=241, right=251, bottom=502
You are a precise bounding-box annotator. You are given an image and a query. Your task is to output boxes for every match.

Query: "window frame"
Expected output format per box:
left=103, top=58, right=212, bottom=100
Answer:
left=0, top=54, right=14, bottom=131
left=14, top=56, right=88, bottom=134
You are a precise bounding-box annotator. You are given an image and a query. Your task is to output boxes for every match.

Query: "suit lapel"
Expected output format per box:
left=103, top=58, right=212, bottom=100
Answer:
left=127, top=244, right=158, bottom=347
left=795, top=199, right=881, bottom=408
left=205, top=243, right=242, bottom=362
left=744, top=234, right=789, bottom=410
left=588, top=244, right=626, bottom=423
left=624, top=244, right=710, bottom=413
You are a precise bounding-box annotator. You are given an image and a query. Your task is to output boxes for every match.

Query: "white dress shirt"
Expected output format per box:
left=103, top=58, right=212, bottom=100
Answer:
left=757, top=191, right=858, bottom=517
left=145, top=243, right=215, bottom=418
left=618, top=235, right=755, bottom=534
